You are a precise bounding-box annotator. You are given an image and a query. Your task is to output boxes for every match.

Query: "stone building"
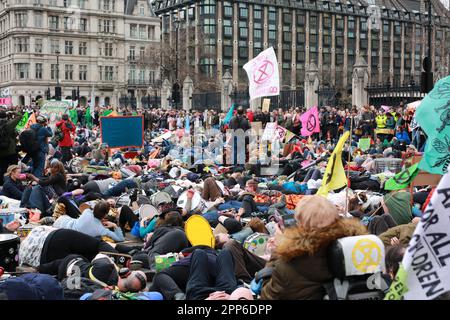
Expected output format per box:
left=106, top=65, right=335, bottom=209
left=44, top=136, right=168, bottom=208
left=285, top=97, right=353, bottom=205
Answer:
left=0, top=0, right=160, bottom=108
left=154, top=0, right=450, bottom=102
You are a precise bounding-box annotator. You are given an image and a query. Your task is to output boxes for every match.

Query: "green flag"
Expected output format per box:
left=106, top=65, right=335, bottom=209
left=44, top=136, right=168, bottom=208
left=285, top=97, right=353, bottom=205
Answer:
left=358, top=137, right=371, bottom=151
left=16, top=112, right=29, bottom=131
left=384, top=163, right=420, bottom=190
left=384, top=264, right=409, bottom=300
left=102, top=110, right=113, bottom=117
left=85, top=107, right=92, bottom=128
left=415, top=75, right=450, bottom=175
left=69, top=109, right=78, bottom=124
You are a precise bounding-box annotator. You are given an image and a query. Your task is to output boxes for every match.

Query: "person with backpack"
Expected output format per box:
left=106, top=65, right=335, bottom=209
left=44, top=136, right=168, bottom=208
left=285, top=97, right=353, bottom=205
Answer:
left=55, top=114, right=76, bottom=164
left=0, top=110, right=22, bottom=185
left=20, top=115, right=53, bottom=178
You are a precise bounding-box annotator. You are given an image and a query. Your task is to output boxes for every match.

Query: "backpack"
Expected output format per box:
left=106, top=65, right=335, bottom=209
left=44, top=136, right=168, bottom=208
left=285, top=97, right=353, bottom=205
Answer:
left=54, top=127, right=64, bottom=143
left=60, top=277, right=104, bottom=300
left=19, top=127, right=40, bottom=154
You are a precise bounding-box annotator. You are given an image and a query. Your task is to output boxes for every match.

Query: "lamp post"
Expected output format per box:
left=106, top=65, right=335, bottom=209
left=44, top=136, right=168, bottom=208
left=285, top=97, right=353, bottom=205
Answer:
left=173, top=17, right=181, bottom=110
left=55, top=50, right=61, bottom=100
left=421, top=0, right=434, bottom=93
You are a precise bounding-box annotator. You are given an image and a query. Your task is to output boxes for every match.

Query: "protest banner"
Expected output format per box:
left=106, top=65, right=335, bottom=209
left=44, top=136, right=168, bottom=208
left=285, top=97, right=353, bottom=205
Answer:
left=385, top=172, right=450, bottom=300
left=300, top=106, right=320, bottom=137
left=262, top=99, right=271, bottom=113
left=317, top=131, right=350, bottom=196
left=40, top=100, right=70, bottom=126
left=100, top=116, right=144, bottom=148
left=358, top=137, right=371, bottom=152
left=261, top=122, right=277, bottom=141
left=415, top=75, right=450, bottom=175
left=243, top=47, right=280, bottom=101
left=384, top=163, right=420, bottom=191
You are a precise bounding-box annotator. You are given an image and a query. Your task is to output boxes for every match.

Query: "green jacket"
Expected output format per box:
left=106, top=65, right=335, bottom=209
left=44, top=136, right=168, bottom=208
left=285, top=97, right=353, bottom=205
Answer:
left=0, top=115, right=21, bottom=158
left=378, top=222, right=418, bottom=247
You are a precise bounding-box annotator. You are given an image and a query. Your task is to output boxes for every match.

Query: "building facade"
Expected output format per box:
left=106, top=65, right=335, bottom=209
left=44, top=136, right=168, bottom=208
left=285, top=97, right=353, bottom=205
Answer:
left=154, top=0, right=450, bottom=100
left=0, top=0, right=160, bottom=108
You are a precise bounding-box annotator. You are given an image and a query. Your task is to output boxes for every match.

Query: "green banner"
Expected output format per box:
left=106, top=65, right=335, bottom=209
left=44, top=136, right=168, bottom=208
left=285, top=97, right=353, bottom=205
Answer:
left=415, top=76, right=450, bottom=175
left=384, top=163, right=420, bottom=190
left=16, top=112, right=29, bottom=131
left=358, top=137, right=371, bottom=151
left=85, top=107, right=92, bottom=128
left=102, top=110, right=113, bottom=117
left=69, top=109, right=78, bottom=124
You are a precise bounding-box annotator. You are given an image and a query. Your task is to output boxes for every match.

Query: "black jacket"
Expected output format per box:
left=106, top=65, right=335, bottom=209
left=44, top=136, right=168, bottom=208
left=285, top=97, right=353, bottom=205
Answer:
left=229, top=115, right=250, bottom=131
left=2, top=176, right=26, bottom=200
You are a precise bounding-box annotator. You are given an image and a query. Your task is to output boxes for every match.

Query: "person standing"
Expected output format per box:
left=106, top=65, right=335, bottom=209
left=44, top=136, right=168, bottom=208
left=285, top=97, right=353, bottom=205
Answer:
left=0, top=111, right=22, bottom=185
left=55, top=114, right=76, bottom=164
left=229, top=106, right=250, bottom=165
left=22, top=116, right=53, bottom=178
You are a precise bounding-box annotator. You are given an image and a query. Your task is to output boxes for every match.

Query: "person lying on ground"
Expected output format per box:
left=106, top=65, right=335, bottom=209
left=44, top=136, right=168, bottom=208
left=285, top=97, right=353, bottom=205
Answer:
left=53, top=200, right=125, bottom=242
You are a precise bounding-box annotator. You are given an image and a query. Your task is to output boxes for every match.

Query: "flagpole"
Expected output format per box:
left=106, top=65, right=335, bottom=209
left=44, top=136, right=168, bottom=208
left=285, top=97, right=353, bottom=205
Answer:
left=344, top=116, right=353, bottom=215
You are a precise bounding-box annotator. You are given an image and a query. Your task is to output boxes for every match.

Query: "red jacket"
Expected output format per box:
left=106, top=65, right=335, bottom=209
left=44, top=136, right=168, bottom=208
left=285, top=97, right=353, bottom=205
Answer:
left=56, top=119, right=76, bottom=147
left=246, top=111, right=254, bottom=122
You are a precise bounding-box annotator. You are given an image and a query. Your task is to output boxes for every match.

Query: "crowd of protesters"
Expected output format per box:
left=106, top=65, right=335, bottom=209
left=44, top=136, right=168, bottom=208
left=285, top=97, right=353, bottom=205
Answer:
left=0, top=100, right=441, bottom=301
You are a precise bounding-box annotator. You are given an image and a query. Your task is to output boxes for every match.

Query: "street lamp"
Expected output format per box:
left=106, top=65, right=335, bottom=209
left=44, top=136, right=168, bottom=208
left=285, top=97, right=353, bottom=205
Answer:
left=173, top=17, right=182, bottom=110
left=55, top=50, right=61, bottom=100
left=421, top=0, right=434, bottom=93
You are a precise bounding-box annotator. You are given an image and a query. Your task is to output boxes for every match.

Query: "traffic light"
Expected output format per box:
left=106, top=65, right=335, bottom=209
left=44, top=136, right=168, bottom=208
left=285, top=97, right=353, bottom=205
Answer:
left=421, top=57, right=434, bottom=93
left=172, top=82, right=181, bottom=105
left=46, top=88, right=51, bottom=100
left=72, top=89, right=77, bottom=101
left=55, top=86, right=62, bottom=101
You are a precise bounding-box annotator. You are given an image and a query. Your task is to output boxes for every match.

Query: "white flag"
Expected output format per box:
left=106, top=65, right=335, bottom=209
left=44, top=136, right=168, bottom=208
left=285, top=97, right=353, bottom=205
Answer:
left=400, top=172, right=450, bottom=300
left=243, top=47, right=280, bottom=101
left=89, top=83, right=95, bottom=118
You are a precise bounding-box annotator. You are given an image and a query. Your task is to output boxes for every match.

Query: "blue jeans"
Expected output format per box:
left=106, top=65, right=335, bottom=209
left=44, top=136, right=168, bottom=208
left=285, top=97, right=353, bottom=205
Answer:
left=218, top=201, right=242, bottom=211
left=21, top=185, right=51, bottom=215
left=89, top=160, right=106, bottom=166
left=23, top=152, right=46, bottom=178
left=103, top=179, right=137, bottom=197
left=202, top=211, right=220, bottom=226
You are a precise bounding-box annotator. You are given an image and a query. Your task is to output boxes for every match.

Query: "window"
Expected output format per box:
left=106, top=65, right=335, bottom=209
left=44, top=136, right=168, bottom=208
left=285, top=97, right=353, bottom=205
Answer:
left=49, top=16, right=59, bottom=30
left=63, top=0, right=71, bottom=7
left=139, top=5, right=145, bottom=15
left=104, top=43, right=113, bottom=56
left=15, top=12, right=27, bottom=28
left=149, top=70, right=155, bottom=83
left=34, top=13, right=43, bottom=28
left=51, top=64, right=58, bottom=80
left=65, top=41, right=73, bottom=54
left=224, top=26, right=232, bottom=36
left=35, top=63, right=42, bottom=79
left=65, top=64, right=73, bottom=80
left=78, top=0, right=86, bottom=9
left=35, top=38, right=43, bottom=53
left=254, top=9, right=262, bottom=20
left=105, top=66, right=113, bottom=81
left=79, top=41, right=87, bottom=55
left=140, top=47, right=145, bottom=59
left=103, top=0, right=115, bottom=11
left=16, top=63, right=29, bottom=79
left=79, top=18, right=87, bottom=32
left=15, top=38, right=29, bottom=53
left=148, top=26, right=155, bottom=40
left=99, top=19, right=115, bottom=34
left=139, top=69, right=145, bottom=81
left=50, top=39, right=59, bottom=53
left=64, top=17, right=74, bottom=30
left=139, top=25, right=146, bottom=39
left=79, top=65, right=87, bottom=80
left=224, top=5, right=232, bottom=17
left=239, top=27, right=248, bottom=38
left=130, top=24, right=137, bottom=37
left=239, top=7, right=248, bottom=19
left=129, top=46, right=135, bottom=60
